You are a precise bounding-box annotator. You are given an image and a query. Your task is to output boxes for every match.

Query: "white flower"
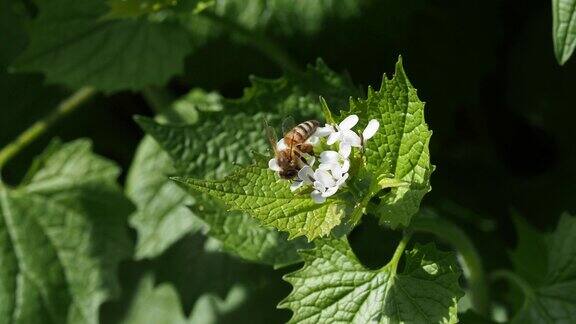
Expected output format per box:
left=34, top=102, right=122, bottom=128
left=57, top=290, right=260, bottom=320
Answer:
left=290, top=165, right=315, bottom=191
left=325, top=115, right=361, bottom=158
left=268, top=114, right=377, bottom=204
left=362, top=119, right=380, bottom=143
left=276, top=138, right=288, bottom=151
left=319, top=151, right=349, bottom=176
left=310, top=169, right=339, bottom=203
left=326, top=115, right=362, bottom=147
left=321, top=116, right=381, bottom=157
left=307, top=126, right=333, bottom=146
left=268, top=158, right=281, bottom=172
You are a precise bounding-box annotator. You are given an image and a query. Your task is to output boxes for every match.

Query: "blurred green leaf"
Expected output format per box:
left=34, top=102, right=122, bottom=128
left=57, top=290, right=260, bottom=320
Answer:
left=0, top=139, right=132, bottom=324
left=509, top=213, right=548, bottom=286
left=0, top=0, right=28, bottom=67
left=280, top=238, right=463, bottom=323
left=126, top=135, right=203, bottom=259
left=149, top=234, right=293, bottom=323
left=106, top=0, right=181, bottom=18
left=552, top=0, right=576, bottom=65
left=120, top=274, right=191, bottom=324
left=126, top=89, right=221, bottom=259
left=458, top=310, right=496, bottom=324
left=207, top=0, right=362, bottom=36
left=13, top=0, right=191, bottom=92
left=509, top=213, right=576, bottom=323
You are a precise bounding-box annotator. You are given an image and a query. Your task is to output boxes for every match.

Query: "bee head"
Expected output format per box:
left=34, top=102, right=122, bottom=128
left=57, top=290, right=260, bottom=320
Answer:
left=279, top=169, right=298, bottom=179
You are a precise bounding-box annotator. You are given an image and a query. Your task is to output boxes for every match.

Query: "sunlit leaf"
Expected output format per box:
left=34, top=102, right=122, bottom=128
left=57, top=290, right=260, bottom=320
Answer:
left=552, top=0, right=576, bottom=65
left=280, top=238, right=463, bottom=323
left=341, top=57, right=433, bottom=227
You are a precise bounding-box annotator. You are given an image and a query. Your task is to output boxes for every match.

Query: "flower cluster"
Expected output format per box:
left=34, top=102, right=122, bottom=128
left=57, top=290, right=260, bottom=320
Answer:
left=269, top=115, right=379, bottom=203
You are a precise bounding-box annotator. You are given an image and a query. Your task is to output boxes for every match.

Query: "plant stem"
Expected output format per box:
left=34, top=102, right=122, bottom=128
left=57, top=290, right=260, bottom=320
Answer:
left=387, top=230, right=413, bottom=273
left=0, top=86, right=96, bottom=171
left=200, top=11, right=301, bottom=74
left=491, top=270, right=534, bottom=299
left=411, top=216, right=490, bottom=316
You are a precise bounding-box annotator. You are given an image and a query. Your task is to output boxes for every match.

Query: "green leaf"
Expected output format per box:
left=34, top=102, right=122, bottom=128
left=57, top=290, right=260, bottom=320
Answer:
left=126, top=136, right=203, bottom=259
left=135, top=112, right=273, bottom=179
left=131, top=61, right=358, bottom=257
left=552, top=0, right=576, bottom=65
left=174, top=162, right=346, bottom=241
left=279, top=238, right=463, bottom=323
left=509, top=213, right=576, bottom=323
left=208, top=0, right=362, bottom=36
left=0, top=0, right=28, bottom=67
left=120, top=275, right=191, bottom=324
left=13, top=0, right=191, bottom=92
left=111, top=233, right=294, bottom=324
left=0, top=139, right=132, bottom=324
left=106, top=0, right=181, bottom=18
left=509, top=213, right=547, bottom=286
left=345, top=57, right=432, bottom=228
left=126, top=89, right=221, bottom=260
left=191, top=192, right=311, bottom=267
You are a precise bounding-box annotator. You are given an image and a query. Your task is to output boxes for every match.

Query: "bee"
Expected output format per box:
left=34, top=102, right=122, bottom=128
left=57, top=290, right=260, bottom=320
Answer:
left=266, top=118, right=320, bottom=179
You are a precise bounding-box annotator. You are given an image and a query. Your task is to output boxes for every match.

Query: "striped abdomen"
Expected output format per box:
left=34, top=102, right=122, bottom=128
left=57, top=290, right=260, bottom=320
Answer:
left=283, top=120, right=320, bottom=147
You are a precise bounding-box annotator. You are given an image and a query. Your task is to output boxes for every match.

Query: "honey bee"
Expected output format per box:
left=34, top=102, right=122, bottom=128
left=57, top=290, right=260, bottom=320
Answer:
left=266, top=118, right=320, bottom=179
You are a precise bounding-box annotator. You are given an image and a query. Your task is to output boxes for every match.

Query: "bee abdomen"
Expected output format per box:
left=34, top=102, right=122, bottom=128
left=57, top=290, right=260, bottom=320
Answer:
left=284, top=120, right=319, bottom=144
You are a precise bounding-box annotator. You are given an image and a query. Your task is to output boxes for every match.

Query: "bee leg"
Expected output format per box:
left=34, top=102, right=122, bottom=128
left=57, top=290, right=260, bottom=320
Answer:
left=296, top=143, right=316, bottom=167
left=297, top=143, right=314, bottom=155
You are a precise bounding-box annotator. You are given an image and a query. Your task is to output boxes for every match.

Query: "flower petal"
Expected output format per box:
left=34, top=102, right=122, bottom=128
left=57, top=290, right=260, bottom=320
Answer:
left=320, top=150, right=340, bottom=163
left=300, top=154, right=316, bottom=167
left=339, top=114, right=359, bottom=130
left=313, top=181, right=326, bottom=193
left=336, top=173, right=349, bottom=187
left=307, top=155, right=316, bottom=167
left=339, top=143, right=352, bottom=158
left=318, top=163, right=332, bottom=170
left=290, top=180, right=304, bottom=192
left=315, top=169, right=336, bottom=187
left=306, top=135, right=320, bottom=146
left=341, top=159, right=350, bottom=174
left=311, top=190, right=326, bottom=204
left=277, top=139, right=288, bottom=151
left=298, top=166, right=315, bottom=183
left=331, top=163, right=343, bottom=179
left=268, top=158, right=282, bottom=171
left=315, top=126, right=334, bottom=137
left=362, top=119, right=380, bottom=141
left=322, top=186, right=338, bottom=197
left=341, top=130, right=362, bottom=147
left=326, top=132, right=340, bottom=145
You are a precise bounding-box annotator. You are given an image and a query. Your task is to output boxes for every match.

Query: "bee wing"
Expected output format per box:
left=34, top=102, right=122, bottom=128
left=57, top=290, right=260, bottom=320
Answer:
left=281, top=116, right=296, bottom=136
left=263, top=118, right=279, bottom=154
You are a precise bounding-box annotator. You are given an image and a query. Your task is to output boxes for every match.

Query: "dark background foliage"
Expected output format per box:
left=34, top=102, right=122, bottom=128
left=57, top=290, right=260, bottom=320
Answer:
left=1, top=0, right=575, bottom=322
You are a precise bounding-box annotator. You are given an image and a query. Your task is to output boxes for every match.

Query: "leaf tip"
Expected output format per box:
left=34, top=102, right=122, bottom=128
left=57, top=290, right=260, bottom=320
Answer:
left=133, top=115, right=153, bottom=128
left=169, top=176, right=186, bottom=184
